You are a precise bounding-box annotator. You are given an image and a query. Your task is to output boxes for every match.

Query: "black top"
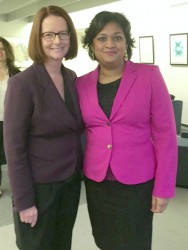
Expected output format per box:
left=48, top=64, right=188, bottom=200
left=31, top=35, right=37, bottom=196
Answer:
left=97, top=78, right=121, bottom=118
left=97, top=78, right=121, bottom=181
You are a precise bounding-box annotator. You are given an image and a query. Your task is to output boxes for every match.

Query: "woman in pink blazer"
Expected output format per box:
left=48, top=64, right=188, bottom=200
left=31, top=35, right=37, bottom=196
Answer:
left=76, top=11, right=177, bottom=250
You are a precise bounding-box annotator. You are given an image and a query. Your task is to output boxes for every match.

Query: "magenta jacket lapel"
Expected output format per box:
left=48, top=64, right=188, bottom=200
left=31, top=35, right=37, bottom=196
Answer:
left=110, top=61, right=137, bottom=120
left=78, top=61, right=137, bottom=122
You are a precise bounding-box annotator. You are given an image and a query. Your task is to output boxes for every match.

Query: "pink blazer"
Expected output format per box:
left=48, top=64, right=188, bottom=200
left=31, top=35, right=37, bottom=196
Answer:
left=76, top=61, right=178, bottom=198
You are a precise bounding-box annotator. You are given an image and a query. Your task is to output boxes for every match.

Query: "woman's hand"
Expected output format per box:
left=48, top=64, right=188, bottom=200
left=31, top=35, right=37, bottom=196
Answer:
left=151, top=196, right=169, bottom=213
left=19, top=206, right=38, bottom=227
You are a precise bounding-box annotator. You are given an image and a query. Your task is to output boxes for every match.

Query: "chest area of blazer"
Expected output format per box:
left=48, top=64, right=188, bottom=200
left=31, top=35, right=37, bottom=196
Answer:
left=78, top=76, right=152, bottom=123
left=31, top=78, right=81, bottom=132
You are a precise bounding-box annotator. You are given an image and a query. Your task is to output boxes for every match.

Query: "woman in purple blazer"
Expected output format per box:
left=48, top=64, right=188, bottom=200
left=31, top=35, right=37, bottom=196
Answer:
left=4, top=6, right=83, bottom=250
left=0, top=37, right=20, bottom=197
left=76, top=11, right=177, bottom=250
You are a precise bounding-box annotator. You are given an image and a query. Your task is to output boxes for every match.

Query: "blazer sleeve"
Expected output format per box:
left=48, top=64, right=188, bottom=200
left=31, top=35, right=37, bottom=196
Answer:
left=150, top=66, right=178, bottom=198
left=4, top=74, right=35, bottom=212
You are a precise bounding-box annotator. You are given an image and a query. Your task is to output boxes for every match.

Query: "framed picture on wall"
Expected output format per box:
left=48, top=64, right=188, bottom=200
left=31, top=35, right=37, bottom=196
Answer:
left=170, top=33, right=188, bottom=65
left=139, top=36, right=154, bottom=64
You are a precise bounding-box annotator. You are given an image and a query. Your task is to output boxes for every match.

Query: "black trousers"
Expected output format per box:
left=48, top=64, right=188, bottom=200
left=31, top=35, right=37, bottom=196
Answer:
left=14, top=170, right=81, bottom=250
left=85, top=177, right=154, bottom=250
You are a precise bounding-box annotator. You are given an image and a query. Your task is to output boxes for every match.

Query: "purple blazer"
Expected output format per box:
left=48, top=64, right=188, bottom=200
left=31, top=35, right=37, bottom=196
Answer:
left=76, top=61, right=178, bottom=198
left=4, top=63, right=83, bottom=211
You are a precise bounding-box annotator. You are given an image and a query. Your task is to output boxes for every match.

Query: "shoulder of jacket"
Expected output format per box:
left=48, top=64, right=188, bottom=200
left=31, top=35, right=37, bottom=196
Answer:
left=77, top=69, right=97, bottom=81
left=9, top=65, right=36, bottom=84
left=135, top=62, right=159, bottom=71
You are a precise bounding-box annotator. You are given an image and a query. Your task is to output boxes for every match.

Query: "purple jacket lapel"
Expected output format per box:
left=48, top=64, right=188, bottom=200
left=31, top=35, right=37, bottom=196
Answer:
left=33, top=63, right=82, bottom=131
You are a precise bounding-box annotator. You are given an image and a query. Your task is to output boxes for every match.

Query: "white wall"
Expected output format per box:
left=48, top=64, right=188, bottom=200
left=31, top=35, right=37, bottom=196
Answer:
left=0, top=19, right=32, bottom=37
left=0, top=0, right=187, bottom=123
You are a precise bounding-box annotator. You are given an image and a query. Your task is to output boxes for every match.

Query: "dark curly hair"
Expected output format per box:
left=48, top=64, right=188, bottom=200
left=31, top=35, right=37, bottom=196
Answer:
left=0, top=37, right=20, bottom=73
left=82, top=11, right=135, bottom=61
left=82, top=11, right=135, bottom=60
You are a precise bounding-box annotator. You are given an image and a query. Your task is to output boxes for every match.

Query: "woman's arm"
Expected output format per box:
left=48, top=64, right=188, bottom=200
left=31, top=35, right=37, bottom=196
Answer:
left=4, top=74, right=35, bottom=212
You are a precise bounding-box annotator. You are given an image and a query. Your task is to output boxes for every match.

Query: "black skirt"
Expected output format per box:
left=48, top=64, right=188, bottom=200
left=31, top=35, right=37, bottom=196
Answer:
left=0, top=121, right=6, bottom=166
left=85, top=177, right=154, bottom=250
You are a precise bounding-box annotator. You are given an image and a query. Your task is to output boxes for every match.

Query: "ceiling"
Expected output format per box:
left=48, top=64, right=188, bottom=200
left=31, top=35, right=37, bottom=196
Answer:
left=1, top=0, right=188, bottom=23
left=0, top=0, right=121, bottom=23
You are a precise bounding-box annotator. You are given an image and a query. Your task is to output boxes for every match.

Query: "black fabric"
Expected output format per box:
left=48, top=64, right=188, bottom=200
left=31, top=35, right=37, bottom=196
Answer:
left=176, top=146, right=188, bottom=188
left=85, top=177, right=154, bottom=250
left=64, top=77, right=76, bottom=119
left=97, top=78, right=121, bottom=118
left=97, top=79, right=121, bottom=180
left=63, top=68, right=76, bottom=118
left=13, top=170, right=81, bottom=250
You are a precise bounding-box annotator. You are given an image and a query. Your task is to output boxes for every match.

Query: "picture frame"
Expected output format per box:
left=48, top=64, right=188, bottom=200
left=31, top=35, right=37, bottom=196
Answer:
left=170, top=33, right=188, bottom=65
left=139, top=36, right=154, bottom=64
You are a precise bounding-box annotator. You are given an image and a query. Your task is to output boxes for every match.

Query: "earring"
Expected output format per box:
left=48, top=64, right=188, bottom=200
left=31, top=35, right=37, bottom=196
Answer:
left=91, top=51, right=95, bottom=60
left=91, top=49, right=96, bottom=60
left=124, top=50, right=128, bottom=61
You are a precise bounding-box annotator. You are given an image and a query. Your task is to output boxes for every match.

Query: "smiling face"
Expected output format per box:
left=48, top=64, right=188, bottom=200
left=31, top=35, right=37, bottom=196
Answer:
left=41, top=15, right=70, bottom=63
left=92, top=21, right=127, bottom=67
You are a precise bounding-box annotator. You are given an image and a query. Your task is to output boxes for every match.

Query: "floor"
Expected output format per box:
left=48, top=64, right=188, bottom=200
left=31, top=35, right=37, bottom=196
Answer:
left=0, top=165, right=188, bottom=250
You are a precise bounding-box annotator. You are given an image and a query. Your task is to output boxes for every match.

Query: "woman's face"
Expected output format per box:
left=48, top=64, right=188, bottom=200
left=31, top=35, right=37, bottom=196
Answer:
left=92, top=21, right=127, bottom=67
left=41, top=15, right=70, bottom=63
left=0, top=42, right=7, bottom=63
